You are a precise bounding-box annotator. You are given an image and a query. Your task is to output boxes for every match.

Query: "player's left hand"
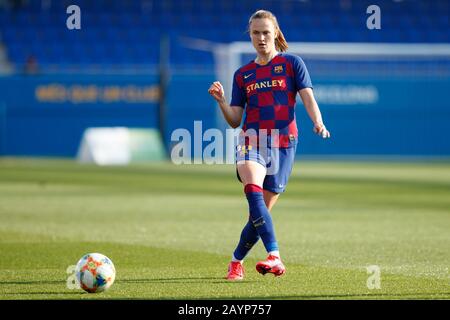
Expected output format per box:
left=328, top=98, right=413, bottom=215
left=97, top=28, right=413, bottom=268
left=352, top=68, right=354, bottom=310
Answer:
left=313, top=123, right=331, bottom=139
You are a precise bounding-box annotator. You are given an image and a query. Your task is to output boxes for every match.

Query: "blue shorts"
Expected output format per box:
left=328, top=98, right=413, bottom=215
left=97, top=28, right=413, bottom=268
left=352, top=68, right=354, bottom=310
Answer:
left=235, top=142, right=297, bottom=194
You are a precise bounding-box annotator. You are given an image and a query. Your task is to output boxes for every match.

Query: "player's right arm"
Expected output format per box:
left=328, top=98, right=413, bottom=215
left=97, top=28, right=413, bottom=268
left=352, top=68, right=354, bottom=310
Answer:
left=208, top=81, right=243, bottom=128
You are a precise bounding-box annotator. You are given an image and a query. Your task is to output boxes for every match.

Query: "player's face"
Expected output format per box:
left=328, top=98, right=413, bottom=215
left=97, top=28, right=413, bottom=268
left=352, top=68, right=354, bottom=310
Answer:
left=249, top=18, right=277, bottom=56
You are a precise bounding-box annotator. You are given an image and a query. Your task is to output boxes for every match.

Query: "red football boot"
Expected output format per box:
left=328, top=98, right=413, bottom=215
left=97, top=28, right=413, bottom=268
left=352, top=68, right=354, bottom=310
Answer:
left=226, top=261, right=244, bottom=281
left=255, top=254, right=286, bottom=277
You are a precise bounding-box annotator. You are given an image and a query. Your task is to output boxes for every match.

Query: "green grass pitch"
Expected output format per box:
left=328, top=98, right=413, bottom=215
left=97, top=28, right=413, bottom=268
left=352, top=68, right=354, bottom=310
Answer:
left=0, top=158, right=449, bottom=300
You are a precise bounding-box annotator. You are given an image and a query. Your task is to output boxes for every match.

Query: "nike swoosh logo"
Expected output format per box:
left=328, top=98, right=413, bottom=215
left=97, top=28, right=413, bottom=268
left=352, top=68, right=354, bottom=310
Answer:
left=244, top=73, right=253, bottom=79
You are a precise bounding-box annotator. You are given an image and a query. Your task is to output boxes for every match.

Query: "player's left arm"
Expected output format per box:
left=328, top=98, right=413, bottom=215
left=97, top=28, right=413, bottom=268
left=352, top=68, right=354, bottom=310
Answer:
left=299, top=88, right=331, bottom=139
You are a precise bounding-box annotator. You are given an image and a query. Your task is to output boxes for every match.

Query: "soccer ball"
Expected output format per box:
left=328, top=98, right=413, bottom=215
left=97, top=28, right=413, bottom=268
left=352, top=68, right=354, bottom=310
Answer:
left=75, top=253, right=116, bottom=293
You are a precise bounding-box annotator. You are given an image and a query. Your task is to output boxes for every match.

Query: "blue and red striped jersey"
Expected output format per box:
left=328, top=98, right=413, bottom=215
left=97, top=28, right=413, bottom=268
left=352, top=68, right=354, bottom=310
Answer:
left=230, top=53, right=312, bottom=148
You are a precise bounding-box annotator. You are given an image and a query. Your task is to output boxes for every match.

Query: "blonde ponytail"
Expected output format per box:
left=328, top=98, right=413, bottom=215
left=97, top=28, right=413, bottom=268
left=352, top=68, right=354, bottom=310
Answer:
left=275, top=28, right=288, bottom=52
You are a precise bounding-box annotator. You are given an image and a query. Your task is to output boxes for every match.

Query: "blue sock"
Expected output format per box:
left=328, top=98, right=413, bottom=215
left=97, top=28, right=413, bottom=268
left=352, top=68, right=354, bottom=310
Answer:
left=233, top=217, right=260, bottom=260
left=244, top=184, right=279, bottom=253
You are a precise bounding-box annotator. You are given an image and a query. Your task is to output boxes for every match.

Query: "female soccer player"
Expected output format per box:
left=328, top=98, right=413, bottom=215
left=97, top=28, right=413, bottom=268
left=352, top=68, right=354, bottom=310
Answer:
left=208, top=10, right=330, bottom=280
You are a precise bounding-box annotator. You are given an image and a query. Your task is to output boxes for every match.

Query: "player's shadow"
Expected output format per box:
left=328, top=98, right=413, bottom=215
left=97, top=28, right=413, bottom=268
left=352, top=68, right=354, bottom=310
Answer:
left=117, top=277, right=258, bottom=284
left=0, top=280, right=63, bottom=285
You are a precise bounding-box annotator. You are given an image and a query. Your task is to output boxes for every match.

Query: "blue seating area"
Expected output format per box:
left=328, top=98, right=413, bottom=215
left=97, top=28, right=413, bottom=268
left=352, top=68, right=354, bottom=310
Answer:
left=0, top=0, right=448, bottom=70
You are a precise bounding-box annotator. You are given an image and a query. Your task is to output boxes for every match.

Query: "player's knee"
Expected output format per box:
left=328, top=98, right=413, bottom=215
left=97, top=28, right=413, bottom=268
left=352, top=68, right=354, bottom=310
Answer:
left=263, top=190, right=280, bottom=210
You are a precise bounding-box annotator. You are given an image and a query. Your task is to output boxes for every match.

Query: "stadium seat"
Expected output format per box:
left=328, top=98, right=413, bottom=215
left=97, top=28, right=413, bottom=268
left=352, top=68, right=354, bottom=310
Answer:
left=0, top=0, right=447, bottom=70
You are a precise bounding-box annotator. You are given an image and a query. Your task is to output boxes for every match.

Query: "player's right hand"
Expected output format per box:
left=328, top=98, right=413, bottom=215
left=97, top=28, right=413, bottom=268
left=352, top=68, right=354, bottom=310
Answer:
left=313, top=123, right=331, bottom=139
left=208, top=81, right=225, bottom=103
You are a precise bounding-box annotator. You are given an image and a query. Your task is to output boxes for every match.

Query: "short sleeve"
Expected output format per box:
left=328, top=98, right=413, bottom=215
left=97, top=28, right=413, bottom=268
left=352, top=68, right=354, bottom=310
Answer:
left=230, top=70, right=246, bottom=108
left=292, top=56, right=313, bottom=91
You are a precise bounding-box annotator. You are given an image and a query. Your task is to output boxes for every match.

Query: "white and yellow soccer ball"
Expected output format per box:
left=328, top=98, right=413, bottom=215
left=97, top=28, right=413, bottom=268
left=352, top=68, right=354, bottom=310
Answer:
left=75, top=253, right=116, bottom=293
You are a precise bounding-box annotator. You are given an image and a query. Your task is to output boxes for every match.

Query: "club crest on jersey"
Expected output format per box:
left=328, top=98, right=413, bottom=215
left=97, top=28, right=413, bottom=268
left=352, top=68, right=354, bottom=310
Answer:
left=237, top=145, right=252, bottom=156
left=274, top=65, right=284, bottom=73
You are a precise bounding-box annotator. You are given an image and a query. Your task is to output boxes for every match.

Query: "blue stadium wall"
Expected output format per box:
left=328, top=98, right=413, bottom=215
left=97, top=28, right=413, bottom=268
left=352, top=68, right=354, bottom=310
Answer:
left=0, top=72, right=449, bottom=158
